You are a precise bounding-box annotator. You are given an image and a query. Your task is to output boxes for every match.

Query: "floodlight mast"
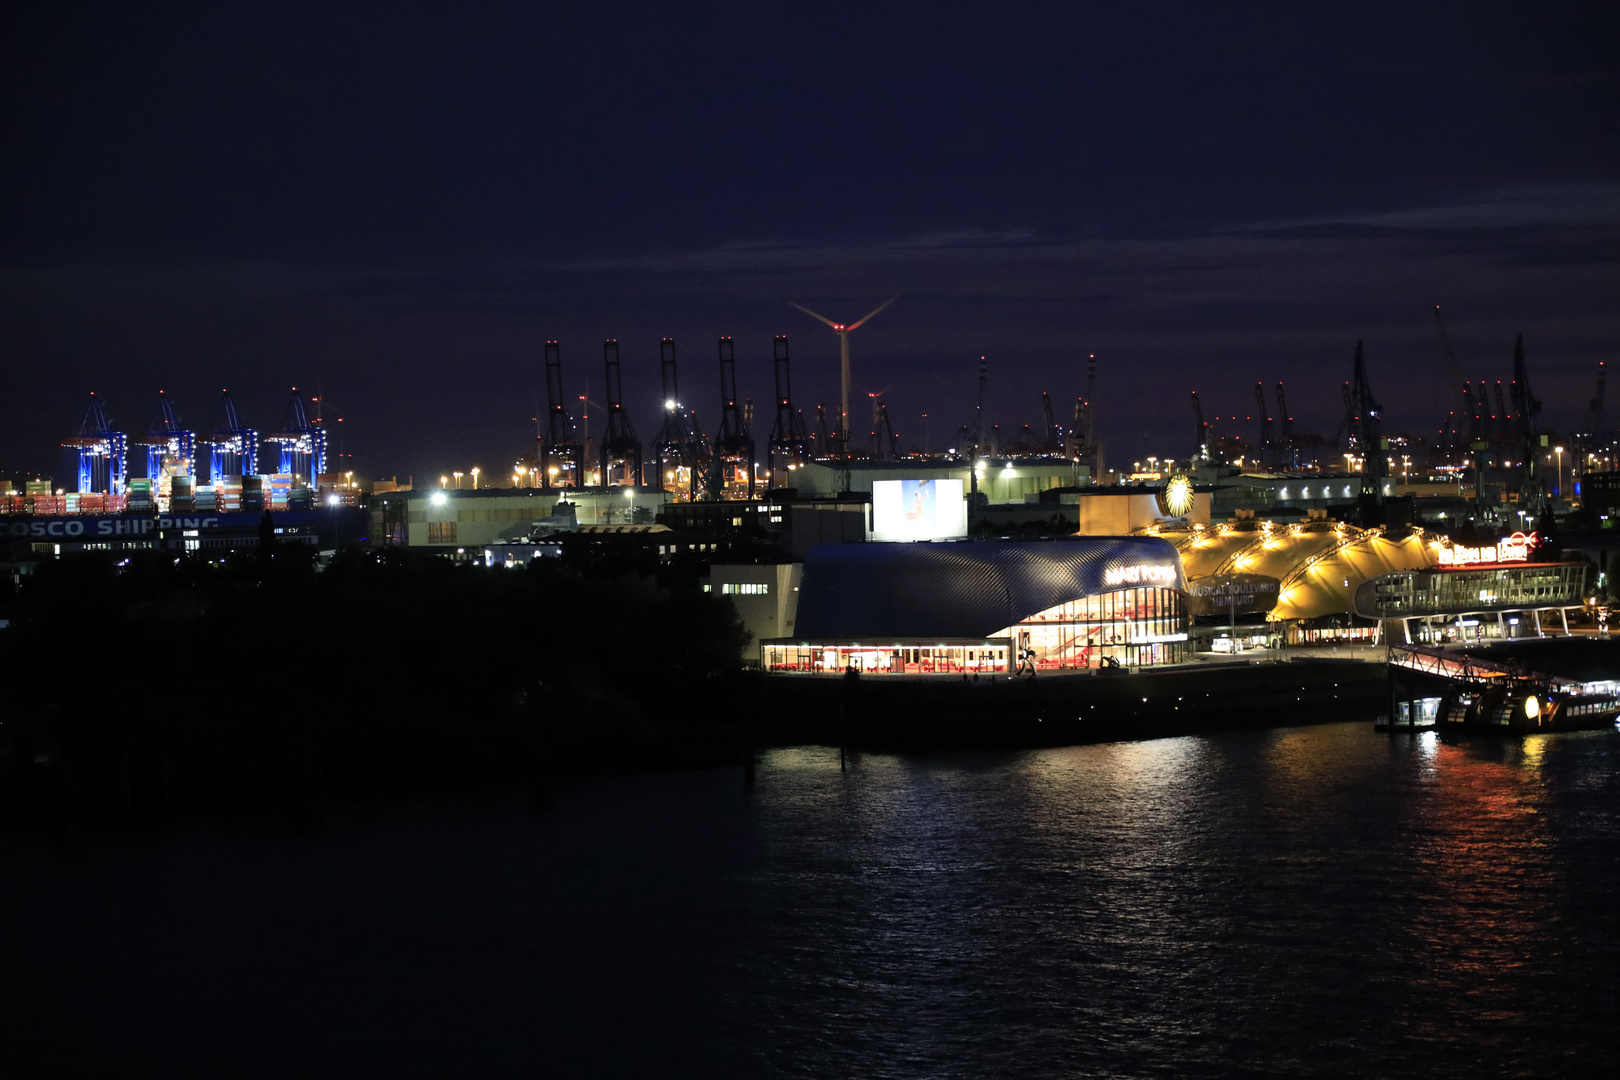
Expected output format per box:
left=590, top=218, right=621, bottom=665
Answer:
left=789, top=297, right=896, bottom=491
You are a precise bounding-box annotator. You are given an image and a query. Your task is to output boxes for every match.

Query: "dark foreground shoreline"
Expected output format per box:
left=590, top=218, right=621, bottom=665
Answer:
left=9, top=637, right=1619, bottom=842
left=1, top=657, right=1386, bottom=841
left=744, top=657, right=1388, bottom=754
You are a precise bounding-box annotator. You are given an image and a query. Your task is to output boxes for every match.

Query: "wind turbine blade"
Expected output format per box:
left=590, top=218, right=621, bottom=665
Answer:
left=845, top=296, right=898, bottom=331
left=788, top=302, right=839, bottom=329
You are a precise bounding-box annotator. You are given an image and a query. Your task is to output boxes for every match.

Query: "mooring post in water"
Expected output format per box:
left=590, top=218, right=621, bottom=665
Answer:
left=1386, top=642, right=1397, bottom=734
left=840, top=665, right=861, bottom=770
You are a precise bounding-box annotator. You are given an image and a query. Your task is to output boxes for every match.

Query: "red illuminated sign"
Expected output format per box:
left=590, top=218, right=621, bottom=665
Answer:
left=1104, top=564, right=1178, bottom=586
left=1438, top=531, right=1539, bottom=567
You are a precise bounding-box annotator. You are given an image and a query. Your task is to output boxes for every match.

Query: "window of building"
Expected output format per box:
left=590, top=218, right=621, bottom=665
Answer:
left=763, top=642, right=1009, bottom=675
left=721, top=583, right=770, bottom=595
left=428, top=521, right=457, bottom=543
left=991, top=587, right=1189, bottom=668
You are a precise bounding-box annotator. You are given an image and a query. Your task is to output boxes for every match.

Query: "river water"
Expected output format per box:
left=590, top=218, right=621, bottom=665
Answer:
left=5, top=721, right=1619, bottom=1078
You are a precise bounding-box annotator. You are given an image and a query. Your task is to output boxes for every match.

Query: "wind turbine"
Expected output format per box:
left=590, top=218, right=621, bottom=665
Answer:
left=789, top=297, right=897, bottom=484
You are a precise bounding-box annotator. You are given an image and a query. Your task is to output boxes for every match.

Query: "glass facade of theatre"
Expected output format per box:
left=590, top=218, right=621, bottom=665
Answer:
left=763, top=586, right=1189, bottom=674
left=769, top=536, right=1191, bottom=676
left=993, top=586, right=1189, bottom=668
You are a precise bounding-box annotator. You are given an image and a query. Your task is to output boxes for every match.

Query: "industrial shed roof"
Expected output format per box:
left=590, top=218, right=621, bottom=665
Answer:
left=792, top=537, right=1186, bottom=640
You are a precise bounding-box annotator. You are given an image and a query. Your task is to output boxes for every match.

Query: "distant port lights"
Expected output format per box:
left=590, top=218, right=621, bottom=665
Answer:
left=1438, top=531, right=1539, bottom=567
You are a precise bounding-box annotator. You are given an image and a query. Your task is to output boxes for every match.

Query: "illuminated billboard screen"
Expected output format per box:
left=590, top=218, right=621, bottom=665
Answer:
left=871, top=479, right=968, bottom=541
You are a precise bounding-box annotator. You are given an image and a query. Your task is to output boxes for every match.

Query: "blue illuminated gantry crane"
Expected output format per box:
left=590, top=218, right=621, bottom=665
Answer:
left=62, top=392, right=129, bottom=495
left=133, top=391, right=197, bottom=480
left=265, top=387, right=328, bottom=478
left=201, top=389, right=259, bottom=481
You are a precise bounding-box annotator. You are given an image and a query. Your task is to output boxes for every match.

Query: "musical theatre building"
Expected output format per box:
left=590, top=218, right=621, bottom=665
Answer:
left=759, top=537, right=1190, bottom=675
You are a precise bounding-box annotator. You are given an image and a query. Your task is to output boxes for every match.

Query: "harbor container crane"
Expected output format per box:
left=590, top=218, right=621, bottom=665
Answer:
left=62, top=392, right=128, bottom=495
left=766, top=336, right=812, bottom=482
left=709, top=337, right=755, bottom=499
left=1461, top=382, right=1481, bottom=442
left=653, top=338, right=709, bottom=498
left=1041, top=392, right=1063, bottom=454
left=1062, top=354, right=1101, bottom=476
left=201, top=389, right=257, bottom=481
left=539, top=341, right=584, bottom=489
left=875, top=399, right=900, bottom=460
left=965, top=357, right=996, bottom=458
left=1576, top=361, right=1607, bottom=480
left=1510, top=335, right=1549, bottom=521
left=1581, top=361, right=1607, bottom=439
left=1350, top=341, right=1386, bottom=523
left=1066, top=354, right=1102, bottom=478
left=1275, top=382, right=1295, bottom=470
left=1254, top=382, right=1275, bottom=468
left=1337, top=381, right=1356, bottom=452
left=265, top=388, right=327, bottom=479
left=598, top=340, right=642, bottom=487
left=866, top=392, right=899, bottom=461
left=133, top=391, right=196, bottom=482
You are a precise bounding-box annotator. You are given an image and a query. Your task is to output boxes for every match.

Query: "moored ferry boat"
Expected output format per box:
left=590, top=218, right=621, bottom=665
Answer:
left=1435, top=684, right=1620, bottom=734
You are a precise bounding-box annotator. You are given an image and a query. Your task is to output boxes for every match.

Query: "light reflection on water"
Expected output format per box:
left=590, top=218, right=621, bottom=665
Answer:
left=744, top=724, right=1617, bottom=1078
left=4, top=721, right=1618, bottom=1078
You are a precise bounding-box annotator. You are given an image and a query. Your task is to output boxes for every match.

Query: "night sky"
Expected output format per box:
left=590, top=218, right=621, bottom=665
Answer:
left=3, top=2, right=1617, bottom=484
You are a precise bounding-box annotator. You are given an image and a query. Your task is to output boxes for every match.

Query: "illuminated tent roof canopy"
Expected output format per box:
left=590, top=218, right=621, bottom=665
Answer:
left=1155, top=519, right=1438, bottom=622
left=794, top=537, right=1186, bottom=640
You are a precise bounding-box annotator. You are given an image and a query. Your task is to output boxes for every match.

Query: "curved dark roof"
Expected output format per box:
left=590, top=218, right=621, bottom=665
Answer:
left=793, top=538, right=1186, bottom=640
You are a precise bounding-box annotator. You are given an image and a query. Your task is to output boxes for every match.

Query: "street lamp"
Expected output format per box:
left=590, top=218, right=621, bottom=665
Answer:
left=1555, top=446, right=1565, bottom=502
left=453, top=471, right=464, bottom=490
left=471, top=467, right=480, bottom=489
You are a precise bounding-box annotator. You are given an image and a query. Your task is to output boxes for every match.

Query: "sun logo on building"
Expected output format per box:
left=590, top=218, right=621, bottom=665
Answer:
left=1161, top=473, right=1194, bottom=518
